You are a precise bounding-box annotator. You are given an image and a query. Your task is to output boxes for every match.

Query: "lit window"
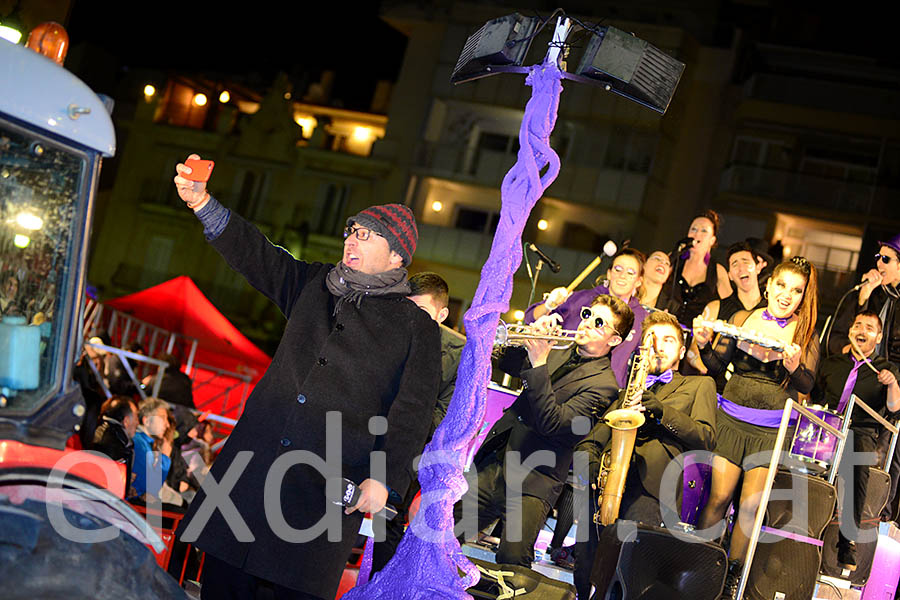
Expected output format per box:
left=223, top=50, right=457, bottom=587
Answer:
left=219, top=90, right=230, bottom=103
left=431, top=201, right=443, bottom=212
left=352, top=126, right=373, bottom=142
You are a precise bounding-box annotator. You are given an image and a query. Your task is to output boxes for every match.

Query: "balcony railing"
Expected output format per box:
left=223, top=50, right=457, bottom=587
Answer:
left=719, top=164, right=900, bottom=220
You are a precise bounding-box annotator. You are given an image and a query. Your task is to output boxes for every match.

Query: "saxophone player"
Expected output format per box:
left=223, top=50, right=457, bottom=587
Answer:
left=573, top=310, right=717, bottom=600
left=453, top=295, right=631, bottom=567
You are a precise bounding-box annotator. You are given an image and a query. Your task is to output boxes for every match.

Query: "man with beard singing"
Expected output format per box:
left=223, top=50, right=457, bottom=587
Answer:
left=573, top=310, right=717, bottom=600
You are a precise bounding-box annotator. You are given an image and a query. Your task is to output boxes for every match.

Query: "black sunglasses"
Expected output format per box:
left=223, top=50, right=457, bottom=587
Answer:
left=875, top=253, right=895, bottom=265
left=580, top=306, right=607, bottom=330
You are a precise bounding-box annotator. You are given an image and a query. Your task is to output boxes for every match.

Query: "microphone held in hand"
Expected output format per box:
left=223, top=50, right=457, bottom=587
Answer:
left=852, top=277, right=874, bottom=292
left=528, top=243, right=562, bottom=273
left=331, top=478, right=398, bottom=520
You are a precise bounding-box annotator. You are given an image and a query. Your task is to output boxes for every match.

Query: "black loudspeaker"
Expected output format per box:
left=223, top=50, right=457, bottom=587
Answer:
left=466, top=557, right=576, bottom=600
left=450, top=14, right=540, bottom=84
left=591, top=523, right=727, bottom=600
left=743, top=470, right=837, bottom=600
left=821, top=466, right=890, bottom=585
left=573, top=26, right=685, bottom=114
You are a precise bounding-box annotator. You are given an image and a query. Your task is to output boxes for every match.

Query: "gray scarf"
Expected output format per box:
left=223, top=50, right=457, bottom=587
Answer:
left=325, top=262, right=410, bottom=314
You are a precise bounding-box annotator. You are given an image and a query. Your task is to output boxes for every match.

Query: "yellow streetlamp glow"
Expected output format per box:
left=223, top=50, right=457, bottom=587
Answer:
left=294, top=115, right=317, bottom=138
left=537, top=219, right=549, bottom=231
left=352, top=126, right=373, bottom=142
left=16, top=212, right=43, bottom=231
left=13, top=234, right=30, bottom=248
left=431, top=201, right=443, bottom=212
left=219, top=90, right=231, bottom=103
left=513, top=310, right=525, bottom=322
left=143, top=84, right=156, bottom=98
left=192, top=93, right=208, bottom=107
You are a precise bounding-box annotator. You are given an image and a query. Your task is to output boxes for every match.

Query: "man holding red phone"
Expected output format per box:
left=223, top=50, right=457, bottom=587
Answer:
left=173, top=154, right=440, bottom=599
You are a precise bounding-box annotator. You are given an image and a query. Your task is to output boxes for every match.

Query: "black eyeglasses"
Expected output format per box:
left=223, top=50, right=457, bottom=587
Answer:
left=343, top=225, right=381, bottom=241
left=875, top=253, right=895, bottom=265
left=580, top=306, right=609, bottom=331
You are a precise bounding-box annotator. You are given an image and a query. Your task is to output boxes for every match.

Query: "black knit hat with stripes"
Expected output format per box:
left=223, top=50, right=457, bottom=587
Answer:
left=347, top=204, right=418, bottom=266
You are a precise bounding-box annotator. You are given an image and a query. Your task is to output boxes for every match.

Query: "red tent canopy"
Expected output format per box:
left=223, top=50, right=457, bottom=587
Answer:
left=105, top=277, right=271, bottom=413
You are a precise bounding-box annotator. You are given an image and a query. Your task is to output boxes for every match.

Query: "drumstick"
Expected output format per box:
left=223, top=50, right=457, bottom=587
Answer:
left=566, top=256, right=602, bottom=293
left=848, top=337, right=880, bottom=375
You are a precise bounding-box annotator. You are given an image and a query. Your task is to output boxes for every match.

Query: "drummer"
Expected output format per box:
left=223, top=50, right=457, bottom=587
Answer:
left=812, top=311, right=900, bottom=570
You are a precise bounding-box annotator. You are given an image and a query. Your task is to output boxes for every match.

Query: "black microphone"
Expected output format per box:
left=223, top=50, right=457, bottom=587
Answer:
left=674, top=237, right=696, bottom=253
left=332, top=478, right=398, bottom=520
left=528, top=243, right=561, bottom=273
left=851, top=277, right=875, bottom=292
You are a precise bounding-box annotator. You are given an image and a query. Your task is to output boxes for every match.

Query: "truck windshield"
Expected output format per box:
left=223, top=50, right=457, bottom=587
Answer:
left=1, top=121, right=87, bottom=412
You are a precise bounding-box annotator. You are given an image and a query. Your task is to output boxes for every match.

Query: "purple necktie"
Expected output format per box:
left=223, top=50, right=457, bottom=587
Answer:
left=761, top=309, right=789, bottom=328
left=645, top=369, right=673, bottom=389
left=837, top=356, right=864, bottom=413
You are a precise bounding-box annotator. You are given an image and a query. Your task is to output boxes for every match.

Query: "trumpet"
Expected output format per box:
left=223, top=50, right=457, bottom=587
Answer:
left=494, top=320, right=578, bottom=350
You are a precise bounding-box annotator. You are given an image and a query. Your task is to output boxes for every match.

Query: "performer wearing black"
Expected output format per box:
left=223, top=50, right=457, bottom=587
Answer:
left=813, top=311, right=900, bottom=569
left=827, top=234, right=900, bottom=520
left=371, top=271, right=464, bottom=574
left=454, top=295, right=631, bottom=567
left=686, top=242, right=767, bottom=387
left=694, top=258, right=820, bottom=598
left=573, top=310, right=717, bottom=600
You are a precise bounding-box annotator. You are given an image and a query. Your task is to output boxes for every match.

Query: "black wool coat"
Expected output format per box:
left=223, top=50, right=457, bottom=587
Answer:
left=176, top=213, right=440, bottom=597
left=476, top=348, right=619, bottom=505
left=577, top=372, right=717, bottom=502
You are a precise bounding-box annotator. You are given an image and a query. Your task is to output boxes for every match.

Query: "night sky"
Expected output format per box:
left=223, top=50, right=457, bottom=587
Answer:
left=65, top=1, right=409, bottom=109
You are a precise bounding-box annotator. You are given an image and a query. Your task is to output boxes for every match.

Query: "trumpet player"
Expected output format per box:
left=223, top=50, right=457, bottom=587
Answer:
left=454, top=295, right=631, bottom=567
left=573, top=311, right=717, bottom=600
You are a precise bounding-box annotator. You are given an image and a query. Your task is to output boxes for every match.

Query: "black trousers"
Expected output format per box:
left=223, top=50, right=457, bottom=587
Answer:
left=200, top=554, right=326, bottom=600
left=452, top=458, right=552, bottom=567
left=839, top=428, right=879, bottom=548
left=573, top=479, right=663, bottom=600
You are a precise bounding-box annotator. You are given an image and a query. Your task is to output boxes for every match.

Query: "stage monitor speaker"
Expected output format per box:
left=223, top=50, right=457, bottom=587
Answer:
left=591, top=523, right=727, bottom=600
left=743, top=470, right=837, bottom=600
left=821, top=466, right=890, bottom=585
left=450, top=13, right=539, bottom=84
left=765, top=469, right=836, bottom=538
left=573, top=26, right=685, bottom=114
left=466, top=557, right=576, bottom=600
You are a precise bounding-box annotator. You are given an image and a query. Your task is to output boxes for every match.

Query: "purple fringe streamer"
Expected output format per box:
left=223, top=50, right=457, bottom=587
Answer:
left=342, top=60, right=564, bottom=599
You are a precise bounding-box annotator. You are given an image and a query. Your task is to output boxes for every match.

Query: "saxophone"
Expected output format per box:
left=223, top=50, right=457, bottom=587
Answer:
left=594, top=334, right=653, bottom=526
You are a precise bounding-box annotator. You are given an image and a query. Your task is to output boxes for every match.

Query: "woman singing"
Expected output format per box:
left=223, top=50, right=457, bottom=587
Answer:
left=692, top=256, right=819, bottom=598
left=639, top=250, right=672, bottom=310
left=662, top=210, right=732, bottom=326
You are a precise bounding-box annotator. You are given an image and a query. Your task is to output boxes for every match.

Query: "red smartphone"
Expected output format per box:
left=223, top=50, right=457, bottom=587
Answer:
left=184, top=158, right=214, bottom=182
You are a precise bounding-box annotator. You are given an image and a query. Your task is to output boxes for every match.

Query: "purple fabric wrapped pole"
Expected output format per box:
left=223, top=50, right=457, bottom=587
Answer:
left=343, top=60, right=564, bottom=599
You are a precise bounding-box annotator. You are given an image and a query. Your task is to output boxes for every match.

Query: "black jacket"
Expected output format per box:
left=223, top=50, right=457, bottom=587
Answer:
left=91, top=417, right=134, bottom=492
left=176, top=212, right=440, bottom=597
left=577, top=372, right=717, bottom=502
left=828, top=285, right=900, bottom=363
left=475, top=348, right=618, bottom=505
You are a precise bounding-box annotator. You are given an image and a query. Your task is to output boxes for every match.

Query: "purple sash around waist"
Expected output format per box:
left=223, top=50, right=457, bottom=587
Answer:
left=717, top=394, right=797, bottom=428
